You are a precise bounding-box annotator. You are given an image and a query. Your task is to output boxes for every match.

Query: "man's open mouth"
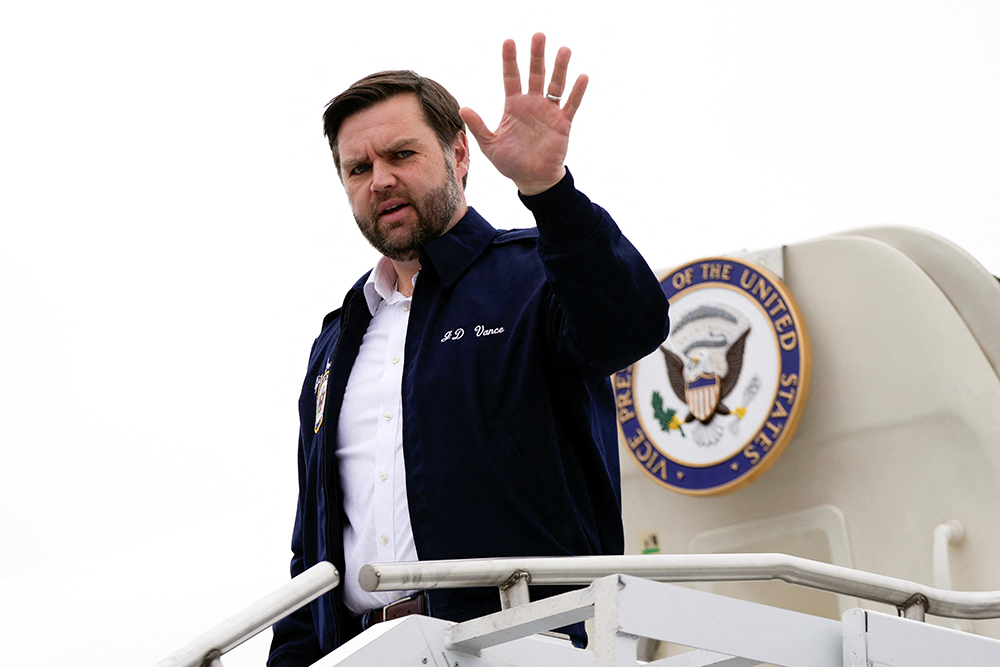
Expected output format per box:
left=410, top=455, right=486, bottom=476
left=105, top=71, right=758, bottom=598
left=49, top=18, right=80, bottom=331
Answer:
left=381, top=203, right=408, bottom=215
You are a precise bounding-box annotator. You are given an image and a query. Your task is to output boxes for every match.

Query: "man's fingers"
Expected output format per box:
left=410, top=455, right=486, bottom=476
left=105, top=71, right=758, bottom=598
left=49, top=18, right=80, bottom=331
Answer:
left=498, top=32, right=584, bottom=121
left=527, top=32, right=546, bottom=96
left=562, top=74, right=588, bottom=123
left=502, top=39, right=521, bottom=98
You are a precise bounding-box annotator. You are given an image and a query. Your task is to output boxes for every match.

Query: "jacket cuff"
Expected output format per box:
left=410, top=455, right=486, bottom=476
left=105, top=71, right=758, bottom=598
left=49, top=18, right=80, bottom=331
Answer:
left=518, top=168, right=602, bottom=248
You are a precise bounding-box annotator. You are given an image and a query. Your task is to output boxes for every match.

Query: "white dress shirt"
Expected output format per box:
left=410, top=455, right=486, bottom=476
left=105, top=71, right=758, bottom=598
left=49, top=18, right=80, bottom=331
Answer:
left=336, top=257, right=419, bottom=614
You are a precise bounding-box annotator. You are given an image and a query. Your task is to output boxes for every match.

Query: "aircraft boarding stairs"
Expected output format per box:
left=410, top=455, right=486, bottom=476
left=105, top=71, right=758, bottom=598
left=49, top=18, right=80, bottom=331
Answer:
left=155, top=553, right=1000, bottom=667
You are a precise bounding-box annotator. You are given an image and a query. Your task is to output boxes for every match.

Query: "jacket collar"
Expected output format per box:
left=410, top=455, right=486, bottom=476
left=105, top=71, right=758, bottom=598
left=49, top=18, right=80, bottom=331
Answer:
left=324, top=206, right=496, bottom=331
left=418, top=207, right=496, bottom=288
left=321, top=270, right=372, bottom=331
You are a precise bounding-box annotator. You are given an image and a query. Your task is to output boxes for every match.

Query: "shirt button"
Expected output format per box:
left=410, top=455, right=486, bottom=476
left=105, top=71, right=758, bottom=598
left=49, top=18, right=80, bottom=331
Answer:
left=402, top=302, right=410, bottom=312
left=390, top=355, right=399, bottom=364
left=383, top=412, right=392, bottom=421
left=379, top=471, right=388, bottom=481
left=380, top=535, right=389, bottom=545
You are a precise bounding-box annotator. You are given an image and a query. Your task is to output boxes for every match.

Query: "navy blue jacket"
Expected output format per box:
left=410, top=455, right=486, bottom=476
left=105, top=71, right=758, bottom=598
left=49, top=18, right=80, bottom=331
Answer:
left=268, top=172, right=669, bottom=666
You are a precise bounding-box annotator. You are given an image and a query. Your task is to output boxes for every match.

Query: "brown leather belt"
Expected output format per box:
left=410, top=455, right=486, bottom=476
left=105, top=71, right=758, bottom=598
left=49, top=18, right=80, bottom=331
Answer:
left=360, top=592, right=427, bottom=630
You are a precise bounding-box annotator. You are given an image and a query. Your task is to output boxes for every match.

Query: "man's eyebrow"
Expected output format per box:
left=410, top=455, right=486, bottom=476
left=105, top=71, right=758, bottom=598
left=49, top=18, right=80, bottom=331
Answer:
left=340, top=154, right=368, bottom=173
left=378, top=137, right=422, bottom=156
left=341, top=137, right=424, bottom=174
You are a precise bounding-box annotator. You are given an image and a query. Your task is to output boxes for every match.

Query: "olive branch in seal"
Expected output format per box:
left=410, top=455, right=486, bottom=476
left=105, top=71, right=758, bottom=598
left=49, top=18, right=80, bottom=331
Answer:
left=651, top=391, right=685, bottom=437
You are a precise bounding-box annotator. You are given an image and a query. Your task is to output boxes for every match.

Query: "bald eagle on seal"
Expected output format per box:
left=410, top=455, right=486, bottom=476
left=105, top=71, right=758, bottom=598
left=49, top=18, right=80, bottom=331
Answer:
left=660, top=328, right=750, bottom=425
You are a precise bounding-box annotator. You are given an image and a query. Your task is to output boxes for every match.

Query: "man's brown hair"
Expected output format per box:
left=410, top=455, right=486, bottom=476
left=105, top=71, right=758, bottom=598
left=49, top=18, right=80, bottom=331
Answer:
left=323, top=70, right=467, bottom=186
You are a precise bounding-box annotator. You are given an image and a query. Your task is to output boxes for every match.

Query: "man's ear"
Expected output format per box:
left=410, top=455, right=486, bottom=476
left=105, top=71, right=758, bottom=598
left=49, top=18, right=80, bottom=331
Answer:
left=453, top=131, right=470, bottom=185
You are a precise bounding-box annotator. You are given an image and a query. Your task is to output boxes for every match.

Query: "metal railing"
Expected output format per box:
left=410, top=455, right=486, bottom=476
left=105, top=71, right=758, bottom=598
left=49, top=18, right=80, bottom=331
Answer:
left=154, top=550, right=1000, bottom=667
left=359, top=552, right=1000, bottom=621
left=153, top=562, right=339, bottom=667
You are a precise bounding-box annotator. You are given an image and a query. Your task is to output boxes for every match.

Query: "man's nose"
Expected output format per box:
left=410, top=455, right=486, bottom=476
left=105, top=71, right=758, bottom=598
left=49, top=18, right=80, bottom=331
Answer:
left=370, top=161, right=397, bottom=192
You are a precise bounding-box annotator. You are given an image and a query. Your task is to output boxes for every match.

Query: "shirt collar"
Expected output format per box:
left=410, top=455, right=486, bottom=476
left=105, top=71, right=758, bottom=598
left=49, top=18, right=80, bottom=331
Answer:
left=418, top=207, right=497, bottom=288
left=358, top=207, right=497, bottom=314
left=361, top=256, right=419, bottom=316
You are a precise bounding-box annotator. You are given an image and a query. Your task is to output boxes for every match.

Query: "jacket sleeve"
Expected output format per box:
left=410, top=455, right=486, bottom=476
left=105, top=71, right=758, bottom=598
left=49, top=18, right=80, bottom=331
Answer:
left=267, top=435, right=324, bottom=667
left=520, top=169, right=670, bottom=376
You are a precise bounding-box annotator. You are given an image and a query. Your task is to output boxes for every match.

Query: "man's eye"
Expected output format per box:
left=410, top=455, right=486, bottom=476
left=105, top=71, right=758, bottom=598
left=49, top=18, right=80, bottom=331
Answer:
left=395, top=150, right=415, bottom=159
left=350, top=164, right=370, bottom=176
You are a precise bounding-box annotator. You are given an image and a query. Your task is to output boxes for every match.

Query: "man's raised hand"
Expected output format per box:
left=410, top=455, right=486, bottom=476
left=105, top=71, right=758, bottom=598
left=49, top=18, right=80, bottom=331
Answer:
left=460, top=33, right=588, bottom=196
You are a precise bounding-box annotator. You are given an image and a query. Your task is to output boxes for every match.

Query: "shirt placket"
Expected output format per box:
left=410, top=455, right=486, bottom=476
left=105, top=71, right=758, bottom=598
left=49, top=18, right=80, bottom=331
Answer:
left=372, top=297, right=410, bottom=564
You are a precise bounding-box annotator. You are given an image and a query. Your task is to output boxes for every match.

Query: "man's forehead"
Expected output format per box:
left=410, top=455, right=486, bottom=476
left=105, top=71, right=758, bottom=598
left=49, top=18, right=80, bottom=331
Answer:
left=336, top=93, right=433, bottom=151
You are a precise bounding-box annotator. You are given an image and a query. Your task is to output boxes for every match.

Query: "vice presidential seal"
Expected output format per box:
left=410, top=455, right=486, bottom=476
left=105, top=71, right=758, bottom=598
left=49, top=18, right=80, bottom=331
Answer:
left=615, top=257, right=810, bottom=495
left=314, top=360, right=331, bottom=434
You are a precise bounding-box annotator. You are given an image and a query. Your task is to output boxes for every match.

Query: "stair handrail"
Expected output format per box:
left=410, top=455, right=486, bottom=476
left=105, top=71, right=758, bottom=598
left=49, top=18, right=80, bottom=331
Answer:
left=360, top=552, right=1000, bottom=620
left=153, top=561, right=339, bottom=667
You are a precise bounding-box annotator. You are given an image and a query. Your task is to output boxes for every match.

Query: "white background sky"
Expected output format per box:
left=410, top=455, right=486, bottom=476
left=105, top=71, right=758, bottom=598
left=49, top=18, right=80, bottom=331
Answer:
left=2, top=2, right=998, bottom=665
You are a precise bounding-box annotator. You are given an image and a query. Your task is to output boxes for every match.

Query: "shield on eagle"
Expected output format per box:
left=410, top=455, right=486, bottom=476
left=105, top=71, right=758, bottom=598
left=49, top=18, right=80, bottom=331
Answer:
left=685, top=373, right=721, bottom=422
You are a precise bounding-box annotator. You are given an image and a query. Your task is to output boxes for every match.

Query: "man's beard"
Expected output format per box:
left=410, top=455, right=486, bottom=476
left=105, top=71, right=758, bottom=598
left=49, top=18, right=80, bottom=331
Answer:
left=354, top=161, right=462, bottom=262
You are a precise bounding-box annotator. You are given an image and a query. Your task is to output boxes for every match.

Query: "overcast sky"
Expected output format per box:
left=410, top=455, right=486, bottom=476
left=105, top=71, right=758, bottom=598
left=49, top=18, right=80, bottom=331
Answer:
left=2, top=2, right=999, bottom=666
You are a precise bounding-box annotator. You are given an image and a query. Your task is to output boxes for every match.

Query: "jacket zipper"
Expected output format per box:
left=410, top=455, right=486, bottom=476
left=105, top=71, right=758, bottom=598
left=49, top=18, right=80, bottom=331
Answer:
left=321, top=298, right=353, bottom=648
